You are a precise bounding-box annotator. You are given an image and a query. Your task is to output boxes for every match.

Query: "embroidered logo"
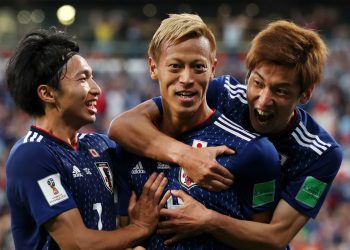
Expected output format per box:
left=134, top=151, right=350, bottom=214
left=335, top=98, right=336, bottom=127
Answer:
left=95, top=162, right=113, bottom=193
left=157, top=161, right=171, bottom=170
left=72, top=165, right=83, bottom=178
left=179, top=168, right=196, bottom=189
left=83, top=168, right=92, bottom=175
left=192, top=139, right=208, bottom=148
left=37, top=173, right=69, bottom=206
left=296, top=176, right=327, bottom=208
left=89, top=149, right=100, bottom=157
left=131, top=162, right=146, bottom=174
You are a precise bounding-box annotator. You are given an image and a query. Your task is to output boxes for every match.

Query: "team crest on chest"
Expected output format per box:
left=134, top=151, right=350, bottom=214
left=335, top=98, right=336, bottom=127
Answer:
left=179, top=139, right=208, bottom=189
left=180, top=168, right=196, bottom=189
left=95, top=162, right=113, bottom=193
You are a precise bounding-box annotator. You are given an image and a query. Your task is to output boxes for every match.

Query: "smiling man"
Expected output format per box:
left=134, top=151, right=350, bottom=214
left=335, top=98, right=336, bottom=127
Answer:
left=113, top=13, right=281, bottom=250
left=5, top=27, right=167, bottom=249
left=109, top=20, right=343, bottom=249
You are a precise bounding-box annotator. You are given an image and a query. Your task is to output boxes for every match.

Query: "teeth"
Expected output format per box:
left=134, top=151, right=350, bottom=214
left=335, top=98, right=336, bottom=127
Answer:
left=256, top=109, right=271, bottom=116
left=177, top=91, right=194, bottom=97
left=87, top=100, right=96, bottom=106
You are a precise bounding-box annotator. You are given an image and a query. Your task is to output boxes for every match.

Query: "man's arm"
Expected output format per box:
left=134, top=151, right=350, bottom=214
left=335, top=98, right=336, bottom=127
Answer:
left=158, top=190, right=308, bottom=250
left=45, top=173, right=167, bottom=249
left=108, top=100, right=234, bottom=191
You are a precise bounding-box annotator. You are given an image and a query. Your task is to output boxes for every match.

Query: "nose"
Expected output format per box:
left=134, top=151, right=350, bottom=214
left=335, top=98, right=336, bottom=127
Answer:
left=89, top=78, right=101, bottom=96
left=179, top=67, right=194, bottom=86
left=257, top=88, right=273, bottom=107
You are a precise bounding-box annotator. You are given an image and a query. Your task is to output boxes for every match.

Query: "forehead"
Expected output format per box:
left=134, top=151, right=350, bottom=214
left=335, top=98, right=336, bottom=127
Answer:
left=65, top=54, right=91, bottom=76
left=253, top=63, right=298, bottom=86
left=160, top=36, right=213, bottom=61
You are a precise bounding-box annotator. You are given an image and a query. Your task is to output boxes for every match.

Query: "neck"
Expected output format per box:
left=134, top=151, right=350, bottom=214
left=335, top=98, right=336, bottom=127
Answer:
left=160, top=103, right=213, bottom=137
left=35, top=116, right=79, bottom=147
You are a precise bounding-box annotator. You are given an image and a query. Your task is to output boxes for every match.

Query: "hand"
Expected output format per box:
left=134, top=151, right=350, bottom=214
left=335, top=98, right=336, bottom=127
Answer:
left=177, top=146, right=235, bottom=191
left=157, top=189, right=213, bottom=245
left=128, top=172, right=168, bottom=237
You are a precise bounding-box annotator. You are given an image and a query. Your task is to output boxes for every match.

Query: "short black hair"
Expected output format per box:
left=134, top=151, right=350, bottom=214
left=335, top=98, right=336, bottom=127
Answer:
left=6, top=26, right=79, bottom=116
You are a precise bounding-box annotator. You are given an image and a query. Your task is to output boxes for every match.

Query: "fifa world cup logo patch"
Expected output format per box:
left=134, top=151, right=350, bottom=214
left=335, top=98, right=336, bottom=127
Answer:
left=47, top=178, right=59, bottom=195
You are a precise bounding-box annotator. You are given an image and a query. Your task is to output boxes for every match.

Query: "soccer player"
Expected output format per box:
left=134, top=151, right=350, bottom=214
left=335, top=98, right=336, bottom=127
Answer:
left=109, top=20, right=343, bottom=249
left=5, top=27, right=167, bottom=249
left=114, top=13, right=281, bottom=249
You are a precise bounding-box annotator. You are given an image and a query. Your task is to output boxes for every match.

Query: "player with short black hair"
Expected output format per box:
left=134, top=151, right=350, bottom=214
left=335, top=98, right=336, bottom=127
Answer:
left=6, top=27, right=167, bottom=249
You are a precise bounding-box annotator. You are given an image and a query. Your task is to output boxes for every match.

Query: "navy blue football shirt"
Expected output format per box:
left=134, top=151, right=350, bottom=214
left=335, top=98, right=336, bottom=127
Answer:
left=6, top=126, right=118, bottom=249
left=206, top=75, right=343, bottom=219
left=117, top=109, right=280, bottom=250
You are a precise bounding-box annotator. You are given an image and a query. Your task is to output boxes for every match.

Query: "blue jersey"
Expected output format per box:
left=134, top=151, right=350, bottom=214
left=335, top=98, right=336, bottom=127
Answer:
left=117, top=110, right=280, bottom=250
left=6, top=126, right=118, bottom=250
left=207, top=75, right=343, bottom=219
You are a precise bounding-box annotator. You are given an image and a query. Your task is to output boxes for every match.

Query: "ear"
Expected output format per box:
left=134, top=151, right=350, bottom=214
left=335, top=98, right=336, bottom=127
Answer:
left=37, top=84, right=56, bottom=104
left=148, top=57, right=158, bottom=80
left=210, top=58, right=218, bottom=80
left=300, top=84, right=315, bottom=104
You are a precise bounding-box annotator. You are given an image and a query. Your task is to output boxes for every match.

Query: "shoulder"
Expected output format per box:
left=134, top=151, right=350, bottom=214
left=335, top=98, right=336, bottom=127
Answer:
left=78, top=132, right=118, bottom=149
left=295, top=108, right=342, bottom=160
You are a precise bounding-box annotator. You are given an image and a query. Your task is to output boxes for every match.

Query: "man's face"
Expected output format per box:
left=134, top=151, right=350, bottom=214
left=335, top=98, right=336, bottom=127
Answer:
left=149, top=36, right=217, bottom=119
left=247, top=63, right=310, bottom=135
left=55, top=55, right=101, bottom=129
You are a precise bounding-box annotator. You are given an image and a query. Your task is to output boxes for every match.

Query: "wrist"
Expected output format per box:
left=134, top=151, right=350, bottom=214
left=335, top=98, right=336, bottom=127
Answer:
left=128, top=222, right=152, bottom=240
left=171, top=143, right=193, bottom=166
left=203, top=209, right=219, bottom=233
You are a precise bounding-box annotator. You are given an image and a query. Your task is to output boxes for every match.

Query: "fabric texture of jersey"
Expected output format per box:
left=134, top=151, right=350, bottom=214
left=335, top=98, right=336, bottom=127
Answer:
left=117, top=110, right=280, bottom=250
left=6, top=126, right=118, bottom=250
left=206, top=75, right=343, bottom=219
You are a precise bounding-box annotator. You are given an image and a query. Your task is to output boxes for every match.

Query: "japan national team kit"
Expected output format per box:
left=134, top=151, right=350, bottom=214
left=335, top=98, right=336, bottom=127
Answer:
left=117, top=99, right=281, bottom=249
left=6, top=127, right=118, bottom=249
left=6, top=74, right=342, bottom=249
left=207, top=75, right=342, bottom=219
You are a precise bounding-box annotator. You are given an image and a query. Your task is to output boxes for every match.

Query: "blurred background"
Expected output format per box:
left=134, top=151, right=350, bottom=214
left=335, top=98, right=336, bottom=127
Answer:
left=0, top=0, right=349, bottom=249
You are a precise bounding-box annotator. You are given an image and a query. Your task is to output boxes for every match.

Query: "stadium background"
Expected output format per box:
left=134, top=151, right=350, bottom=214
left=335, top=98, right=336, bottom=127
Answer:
left=0, top=0, right=349, bottom=249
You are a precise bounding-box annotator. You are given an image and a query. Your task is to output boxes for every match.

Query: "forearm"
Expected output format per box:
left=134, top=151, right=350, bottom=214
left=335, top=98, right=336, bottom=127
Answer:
left=205, top=200, right=308, bottom=250
left=206, top=210, right=283, bottom=250
left=108, top=100, right=189, bottom=164
left=47, top=209, right=152, bottom=250
left=75, top=224, right=149, bottom=250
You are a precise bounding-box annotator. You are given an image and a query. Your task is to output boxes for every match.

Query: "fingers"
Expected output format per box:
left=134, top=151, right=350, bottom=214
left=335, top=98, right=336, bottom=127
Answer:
left=141, top=172, right=158, bottom=196
left=159, top=190, right=171, bottom=208
left=127, top=191, right=137, bottom=214
left=153, top=175, right=168, bottom=204
left=213, top=145, right=235, bottom=155
left=141, top=172, right=168, bottom=203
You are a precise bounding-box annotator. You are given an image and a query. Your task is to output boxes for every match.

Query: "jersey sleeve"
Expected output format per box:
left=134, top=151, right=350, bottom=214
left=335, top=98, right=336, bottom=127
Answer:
left=152, top=96, right=163, bottom=115
left=6, top=142, right=76, bottom=227
left=114, top=146, right=133, bottom=216
left=281, top=145, right=343, bottom=218
left=207, top=75, right=248, bottom=118
left=233, top=137, right=281, bottom=218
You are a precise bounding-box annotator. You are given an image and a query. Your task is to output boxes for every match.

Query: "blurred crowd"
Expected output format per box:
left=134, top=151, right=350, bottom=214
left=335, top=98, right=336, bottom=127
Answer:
left=0, top=2, right=350, bottom=249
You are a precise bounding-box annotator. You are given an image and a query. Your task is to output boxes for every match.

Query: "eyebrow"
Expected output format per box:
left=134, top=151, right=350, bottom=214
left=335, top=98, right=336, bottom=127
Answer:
left=253, top=70, right=293, bottom=86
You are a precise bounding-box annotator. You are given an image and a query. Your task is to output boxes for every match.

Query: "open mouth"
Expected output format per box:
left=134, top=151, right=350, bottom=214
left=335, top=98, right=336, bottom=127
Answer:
left=254, top=109, right=273, bottom=123
left=86, top=100, right=97, bottom=113
left=176, top=91, right=196, bottom=99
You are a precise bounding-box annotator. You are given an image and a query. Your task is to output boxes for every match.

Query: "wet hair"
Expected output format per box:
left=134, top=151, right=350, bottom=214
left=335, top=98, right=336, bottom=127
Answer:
left=6, top=26, right=79, bottom=116
left=148, top=13, right=216, bottom=63
left=246, top=20, right=328, bottom=93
